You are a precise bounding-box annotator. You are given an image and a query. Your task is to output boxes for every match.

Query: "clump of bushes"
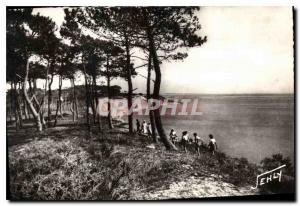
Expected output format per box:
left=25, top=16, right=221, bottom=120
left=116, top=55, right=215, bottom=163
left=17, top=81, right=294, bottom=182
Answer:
left=9, top=138, right=107, bottom=200
left=8, top=136, right=177, bottom=200
left=219, top=156, right=259, bottom=186
left=258, top=153, right=294, bottom=194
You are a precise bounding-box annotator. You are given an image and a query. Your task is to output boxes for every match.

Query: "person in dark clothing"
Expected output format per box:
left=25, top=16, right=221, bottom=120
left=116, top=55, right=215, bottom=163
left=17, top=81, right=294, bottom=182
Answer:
left=181, top=131, right=189, bottom=153
left=193, top=132, right=204, bottom=156
left=136, top=119, right=141, bottom=133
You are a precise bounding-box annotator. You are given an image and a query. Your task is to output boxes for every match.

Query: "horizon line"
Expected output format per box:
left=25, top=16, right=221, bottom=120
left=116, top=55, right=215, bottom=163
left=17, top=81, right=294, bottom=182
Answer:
left=160, top=92, right=294, bottom=95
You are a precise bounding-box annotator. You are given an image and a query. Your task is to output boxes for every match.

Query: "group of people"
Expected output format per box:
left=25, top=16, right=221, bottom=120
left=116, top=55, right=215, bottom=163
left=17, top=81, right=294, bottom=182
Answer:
left=136, top=119, right=218, bottom=156
left=136, top=119, right=152, bottom=138
left=170, top=129, right=218, bottom=155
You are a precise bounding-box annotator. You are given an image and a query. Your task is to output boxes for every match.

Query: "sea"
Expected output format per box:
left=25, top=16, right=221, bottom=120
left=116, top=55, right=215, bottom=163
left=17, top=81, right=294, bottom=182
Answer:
left=134, top=94, right=294, bottom=164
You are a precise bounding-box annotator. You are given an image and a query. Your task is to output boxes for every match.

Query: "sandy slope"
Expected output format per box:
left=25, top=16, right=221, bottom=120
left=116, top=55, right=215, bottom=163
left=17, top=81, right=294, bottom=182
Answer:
left=135, top=175, right=256, bottom=200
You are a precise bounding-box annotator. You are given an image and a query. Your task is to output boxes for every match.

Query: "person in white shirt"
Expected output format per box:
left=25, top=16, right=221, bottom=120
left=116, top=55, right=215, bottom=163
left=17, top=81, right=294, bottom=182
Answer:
left=147, top=122, right=152, bottom=138
left=169, top=129, right=177, bottom=145
left=193, top=132, right=204, bottom=156
left=182, top=131, right=189, bottom=153
left=208, top=134, right=218, bottom=155
left=142, top=120, right=147, bottom=134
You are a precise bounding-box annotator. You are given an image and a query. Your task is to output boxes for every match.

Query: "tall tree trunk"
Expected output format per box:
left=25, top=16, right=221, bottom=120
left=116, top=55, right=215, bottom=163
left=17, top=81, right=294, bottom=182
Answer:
left=59, top=94, right=63, bottom=117
left=26, top=79, right=34, bottom=120
left=83, top=64, right=91, bottom=132
left=23, top=59, right=43, bottom=132
left=28, top=79, right=32, bottom=93
left=147, top=26, right=177, bottom=150
left=33, top=78, right=37, bottom=92
left=32, top=94, right=46, bottom=128
left=74, top=86, right=79, bottom=121
left=54, top=74, right=63, bottom=127
left=47, top=73, right=54, bottom=126
left=70, top=79, right=76, bottom=122
left=12, top=82, right=20, bottom=130
left=26, top=100, right=32, bottom=120
left=90, top=79, right=96, bottom=124
left=106, top=57, right=113, bottom=129
left=147, top=53, right=157, bottom=143
left=40, top=113, right=46, bottom=128
left=107, top=74, right=113, bottom=129
left=23, top=95, right=29, bottom=120
left=92, top=75, right=102, bottom=132
left=16, top=83, right=23, bottom=128
left=124, top=34, right=133, bottom=134
left=40, top=65, right=49, bottom=129
left=9, top=84, right=13, bottom=122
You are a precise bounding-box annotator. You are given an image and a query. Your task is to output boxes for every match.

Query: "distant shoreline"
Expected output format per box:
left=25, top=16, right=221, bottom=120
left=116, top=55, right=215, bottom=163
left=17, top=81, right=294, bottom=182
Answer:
left=162, top=93, right=294, bottom=96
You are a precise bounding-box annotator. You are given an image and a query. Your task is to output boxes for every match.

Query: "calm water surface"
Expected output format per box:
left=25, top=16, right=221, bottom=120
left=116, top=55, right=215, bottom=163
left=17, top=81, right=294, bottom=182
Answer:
left=135, top=94, right=294, bottom=163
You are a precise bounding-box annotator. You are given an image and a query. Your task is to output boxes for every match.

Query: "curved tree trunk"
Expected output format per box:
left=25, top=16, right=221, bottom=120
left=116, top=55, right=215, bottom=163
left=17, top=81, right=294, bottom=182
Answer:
left=147, top=26, right=177, bottom=150
left=23, top=59, right=43, bottom=132
left=32, top=94, right=46, bottom=129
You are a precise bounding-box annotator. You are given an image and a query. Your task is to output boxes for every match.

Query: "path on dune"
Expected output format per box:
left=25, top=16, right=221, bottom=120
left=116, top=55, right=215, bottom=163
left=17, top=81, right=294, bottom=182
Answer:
left=135, top=174, right=256, bottom=200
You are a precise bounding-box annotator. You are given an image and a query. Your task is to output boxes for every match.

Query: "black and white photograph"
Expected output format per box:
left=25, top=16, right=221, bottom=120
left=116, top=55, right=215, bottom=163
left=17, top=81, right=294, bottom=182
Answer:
left=5, top=5, right=295, bottom=201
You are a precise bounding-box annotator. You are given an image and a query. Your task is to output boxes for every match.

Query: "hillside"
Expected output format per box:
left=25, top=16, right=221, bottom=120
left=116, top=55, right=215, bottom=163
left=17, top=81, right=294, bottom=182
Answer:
left=7, top=117, right=270, bottom=200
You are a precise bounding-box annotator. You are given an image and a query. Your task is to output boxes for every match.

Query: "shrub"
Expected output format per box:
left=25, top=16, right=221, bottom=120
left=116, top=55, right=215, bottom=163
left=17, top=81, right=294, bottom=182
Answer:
left=259, top=153, right=294, bottom=194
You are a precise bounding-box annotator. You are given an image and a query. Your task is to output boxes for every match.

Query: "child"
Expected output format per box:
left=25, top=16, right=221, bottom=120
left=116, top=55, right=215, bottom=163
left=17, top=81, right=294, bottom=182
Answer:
left=136, top=119, right=141, bottom=133
left=208, top=134, right=218, bottom=155
left=193, top=133, right=204, bottom=156
left=169, top=129, right=177, bottom=144
left=182, top=131, right=189, bottom=153
left=142, top=120, right=147, bottom=134
left=147, top=123, right=152, bottom=139
left=188, top=136, right=194, bottom=144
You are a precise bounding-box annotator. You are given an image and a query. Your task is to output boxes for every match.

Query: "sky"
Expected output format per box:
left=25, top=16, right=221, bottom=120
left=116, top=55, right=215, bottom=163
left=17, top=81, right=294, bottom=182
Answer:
left=32, top=6, right=294, bottom=94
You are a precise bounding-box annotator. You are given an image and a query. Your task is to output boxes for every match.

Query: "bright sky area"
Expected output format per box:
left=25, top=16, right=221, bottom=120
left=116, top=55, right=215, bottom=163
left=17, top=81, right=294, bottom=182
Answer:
left=31, top=6, right=294, bottom=94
